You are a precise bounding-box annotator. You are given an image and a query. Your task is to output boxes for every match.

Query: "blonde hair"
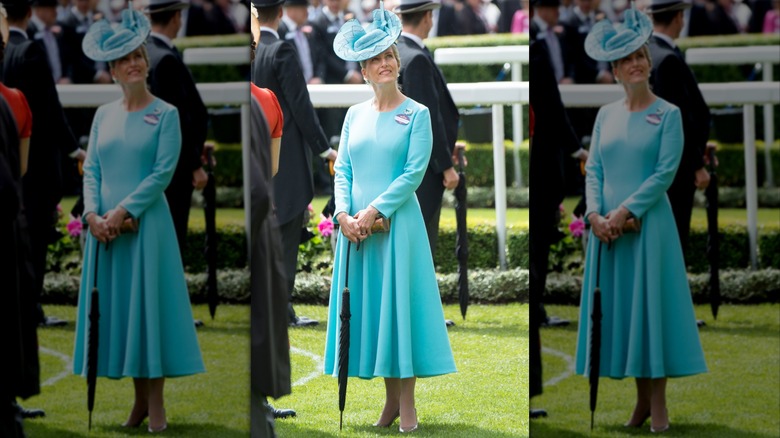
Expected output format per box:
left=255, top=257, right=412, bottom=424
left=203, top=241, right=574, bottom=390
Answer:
left=108, top=44, right=150, bottom=71
left=359, top=45, right=402, bottom=86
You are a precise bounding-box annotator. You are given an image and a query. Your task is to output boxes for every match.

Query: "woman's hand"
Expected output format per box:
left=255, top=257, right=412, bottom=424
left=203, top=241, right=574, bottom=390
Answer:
left=337, top=212, right=363, bottom=244
left=604, top=206, right=631, bottom=239
left=86, top=213, right=112, bottom=243
left=102, top=206, right=129, bottom=239
left=588, top=212, right=616, bottom=244
left=353, top=206, right=379, bottom=237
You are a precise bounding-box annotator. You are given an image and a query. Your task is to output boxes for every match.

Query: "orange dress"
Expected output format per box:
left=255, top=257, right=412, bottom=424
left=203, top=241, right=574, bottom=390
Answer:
left=0, top=83, right=32, bottom=139
left=250, top=83, right=283, bottom=139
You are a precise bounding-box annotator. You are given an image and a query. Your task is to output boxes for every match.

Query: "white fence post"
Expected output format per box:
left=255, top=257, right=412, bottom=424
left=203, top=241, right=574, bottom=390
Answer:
left=763, top=61, right=775, bottom=188
left=743, top=104, right=759, bottom=270
left=492, top=104, right=508, bottom=270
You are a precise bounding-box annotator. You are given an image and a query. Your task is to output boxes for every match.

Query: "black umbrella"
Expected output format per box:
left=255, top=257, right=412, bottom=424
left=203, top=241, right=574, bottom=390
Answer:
left=87, top=240, right=101, bottom=430
left=203, top=148, right=219, bottom=320
left=705, top=146, right=721, bottom=319
left=454, top=147, right=469, bottom=320
left=589, top=241, right=605, bottom=431
left=338, top=241, right=353, bottom=431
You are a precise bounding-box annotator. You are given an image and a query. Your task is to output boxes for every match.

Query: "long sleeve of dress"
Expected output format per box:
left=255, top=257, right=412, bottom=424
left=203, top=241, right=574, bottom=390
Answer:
left=584, top=107, right=605, bottom=224
left=119, top=108, right=182, bottom=217
left=370, top=107, right=432, bottom=218
left=332, top=107, right=353, bottom=224
left=82, top=107, right=103, bottom=221
left=621, top=106, right=683, bottom=218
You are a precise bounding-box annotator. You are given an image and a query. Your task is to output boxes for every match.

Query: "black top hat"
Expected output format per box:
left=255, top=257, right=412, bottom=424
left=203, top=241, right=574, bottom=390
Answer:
left=393, top=0, right=441, bottom=14
left=251, top=0, right=284, bottom=8
left=0, top=0, right=32, bottom=8
left=31, top=0, right=57, bottom=7
left=531, top=0, right=560, bottom=7
left=284, top=0, right=308, bottom=6
left=144, top=0, right=190, bottom=13
left=645, top=0, right=692, bottom=14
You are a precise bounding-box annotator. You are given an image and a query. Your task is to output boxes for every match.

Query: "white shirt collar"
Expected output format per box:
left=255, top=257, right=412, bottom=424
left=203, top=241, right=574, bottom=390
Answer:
left=574, top=7, right=595, bottom=22
left=401, top=31, right=424, bottom=49
left=652, top=31, right=676, bottom=49
left=70, top=6, right=87, bottom=22
left=9, top=27, right=28, bottom=39
left=30, top=15, right=47, bottom=32
left=151, top=31, right=175, bottom=49
left=260, top=26, right=280, bottom=39
left=533, top=16, right=550, bottom=33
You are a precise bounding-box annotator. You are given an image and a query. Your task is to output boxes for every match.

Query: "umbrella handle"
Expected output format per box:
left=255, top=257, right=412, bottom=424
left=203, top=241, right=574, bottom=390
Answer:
left=457, top=146, right=466, bottom=172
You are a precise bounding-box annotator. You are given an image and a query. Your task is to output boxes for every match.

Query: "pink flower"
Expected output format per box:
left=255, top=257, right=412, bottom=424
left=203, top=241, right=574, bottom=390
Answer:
left=318, top=216, right=334, bottom=238
left=67, top=216, right=82, bottom=237
left=569, top=215, right=585, bottom=238
left=308, top=203, right=314, bottom=213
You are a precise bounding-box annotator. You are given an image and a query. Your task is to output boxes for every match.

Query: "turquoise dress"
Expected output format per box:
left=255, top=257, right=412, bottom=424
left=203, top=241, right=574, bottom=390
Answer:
left=73, top=98, right=205, bottom=379
left=323, top=98, right=457, bottom=379
left=574, top=98, right=707, bottom=379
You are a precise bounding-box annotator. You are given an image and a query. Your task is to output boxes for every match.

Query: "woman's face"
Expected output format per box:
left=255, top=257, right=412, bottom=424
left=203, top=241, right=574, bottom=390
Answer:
left=110, top=46, right=148, bottom=85
left=361, top=47, right=399, bottom=86
left=612, top=47, right=651, bottom=85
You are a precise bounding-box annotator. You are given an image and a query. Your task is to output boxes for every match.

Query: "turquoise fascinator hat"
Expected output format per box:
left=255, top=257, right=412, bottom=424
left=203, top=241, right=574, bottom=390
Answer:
left=584, top=2, right=653, bottom=62
left=333, top=0, right=402, bottom=62
left=82, top=2, right=151, bottom=62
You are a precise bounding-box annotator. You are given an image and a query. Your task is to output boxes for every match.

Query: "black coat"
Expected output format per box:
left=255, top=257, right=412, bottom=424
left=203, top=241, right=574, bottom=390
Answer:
left=456, top=4, right=488, bottom=35
left=648, top=36, right=709, bottom=187
left=561, top=12, right=601, bottom=84
left=397, top=36, right=458, bottom=224
left=436, top=3, right=459, bottom=37
left=0, top=95, right=39, bottom=404
left=146, top=35, right=208, bottom=189
left=252, top=30, right=330, bottom=225
left=26, top=20, right=70, bottom=82
left=249, top=97, right=291, bottom=409
left=2, top=30, right=78, bottom=217
left=277, top=21, right=327, bottom=82
left=310, top=11, right=356, bottom=84
left=59, top=9, right=104, bottom=84
left=528, top=39, right=581, bottom=214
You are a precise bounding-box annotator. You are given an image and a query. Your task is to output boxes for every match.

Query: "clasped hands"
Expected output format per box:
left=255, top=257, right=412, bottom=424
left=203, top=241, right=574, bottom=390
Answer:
left=338, top=206, right=379, bottom=244
left=87, top=206, right=129, bottom=243
left=588, top=206, right=631, bottom=244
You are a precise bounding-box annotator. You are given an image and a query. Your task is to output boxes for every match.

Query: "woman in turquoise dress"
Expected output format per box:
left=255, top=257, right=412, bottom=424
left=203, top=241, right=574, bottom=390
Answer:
left=72, top=9, right=204, bottom=432
left=323, top=4, right=456, bottom=433
left=574, top=7, right=707, bottom=433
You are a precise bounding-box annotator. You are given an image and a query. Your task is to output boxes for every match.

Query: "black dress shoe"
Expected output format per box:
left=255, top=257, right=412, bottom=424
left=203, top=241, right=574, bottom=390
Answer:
left=696, top=320, right=706, bottom=328
left=289, top=316, right=319, bottom=327
left=530, top=409, right=547, bottom=419
left=268, top=404, right=296, bottom=419
left=541, top=316, right=569, bottom=328
left=194, top=319, right=204, bottom=328
left=18, top=406, right=45, bottom=419
left=445, top=320, right=455, bottom=328
left=39, top=316, right=67, bottom=327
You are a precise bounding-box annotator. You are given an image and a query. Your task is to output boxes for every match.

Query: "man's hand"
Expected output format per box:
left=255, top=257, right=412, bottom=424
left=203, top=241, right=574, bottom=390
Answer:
left=193, top=167, right=208, bottom=190
left=73, top=149, right=87, bottom=162
left=325, top=149, right=337, bottom=162
left=694, top=167, right=710, bottom=190
left=442, top=167, right=459, bottom=189
left=451, top=141, right=467, bottom=167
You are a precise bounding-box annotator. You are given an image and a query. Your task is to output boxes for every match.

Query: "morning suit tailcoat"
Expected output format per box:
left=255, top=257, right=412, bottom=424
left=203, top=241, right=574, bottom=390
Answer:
left=310, top=11, right=356, bottom=85
left=249, top=98, right=291, bottom=437
left=0, top=95, right=39, bottom=410
left=397, top=35, right=459, bottom=253
left=60, top=9, right=104, bottom=84
left=3, top=29, right=78, bottom=218
left=146, top=34, right=209, bottom=250
left=251, top=30, right=330, bottom=226
left=648, top=35, right=710, bottom=250
left=528, top=39, right=581, bottom=398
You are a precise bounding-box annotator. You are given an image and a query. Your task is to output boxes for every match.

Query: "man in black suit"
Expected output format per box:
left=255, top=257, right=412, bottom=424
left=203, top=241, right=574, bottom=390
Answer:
left=528, top=36, right=584, bottom=419
left=2, top=0, right=82, bottom=328
left=531, top=0, right=572, bottom=84
left=433, top=0, right=459, bottom=36
left=27, top=0, right=69, bottom=84
left=145, top=0, right=210, bottom=255
left=395, top=0, right=460, bottom=259
left=310, top=0, right=361, bottom=144
left=647, top=0, right=711, bottom=255
left=252, top=0, right=335, bottom=327
left=278, top=0, right=325, bottom=85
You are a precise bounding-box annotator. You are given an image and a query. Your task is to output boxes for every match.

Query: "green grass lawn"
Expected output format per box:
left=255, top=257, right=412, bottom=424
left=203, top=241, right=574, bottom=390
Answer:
left=530, top=304, right=780, bottom=437
left=25, top=303, right=528, bottom=437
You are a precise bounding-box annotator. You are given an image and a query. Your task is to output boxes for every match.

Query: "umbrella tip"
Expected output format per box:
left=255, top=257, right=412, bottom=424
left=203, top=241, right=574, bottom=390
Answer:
left=339, top=412, right=343, bottom=431
left=590, top=412, right=594, bottom=431
left=89, top=412, right=92, bottom=431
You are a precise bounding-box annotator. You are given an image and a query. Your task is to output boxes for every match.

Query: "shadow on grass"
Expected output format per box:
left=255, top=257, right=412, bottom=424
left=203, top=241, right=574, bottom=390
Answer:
left=699, top=322, right=780, bottom=339
left=194, top=323, right=250, bottom=336
left=454, top=322, right=529, bottom=339
left=280, top=421, right=525, bottom=437
left=530, top=420, right=780, bottom=438
left=25, top=421, right=247, bottom=437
